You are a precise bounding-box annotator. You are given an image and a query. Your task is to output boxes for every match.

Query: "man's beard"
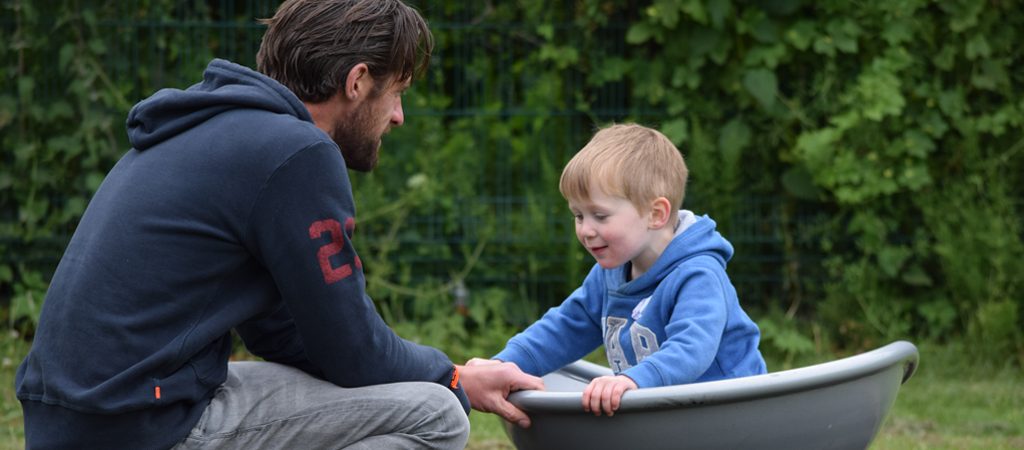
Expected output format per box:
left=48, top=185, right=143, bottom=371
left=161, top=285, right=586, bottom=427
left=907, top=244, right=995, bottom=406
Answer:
left=333, top=101, right=382, bottom=172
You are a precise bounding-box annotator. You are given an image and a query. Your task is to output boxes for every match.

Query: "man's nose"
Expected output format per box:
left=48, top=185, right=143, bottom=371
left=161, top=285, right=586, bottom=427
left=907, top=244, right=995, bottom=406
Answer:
left=391, top=100, right=404, bottom=126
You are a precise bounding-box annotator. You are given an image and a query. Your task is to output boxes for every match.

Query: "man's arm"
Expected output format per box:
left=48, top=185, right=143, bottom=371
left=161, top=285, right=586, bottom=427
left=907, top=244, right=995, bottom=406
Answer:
left=244, top=141, right=467, bottom=408
left=235, top=303, right=322, bottom=376
left=457, top=361, right=544, bottom=428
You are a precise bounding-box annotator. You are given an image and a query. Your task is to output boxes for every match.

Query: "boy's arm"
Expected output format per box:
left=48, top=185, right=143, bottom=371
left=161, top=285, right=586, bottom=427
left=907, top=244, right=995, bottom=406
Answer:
left=493, top=265, right=606, bottom=376
left=622, top=263, right=728, bottom=387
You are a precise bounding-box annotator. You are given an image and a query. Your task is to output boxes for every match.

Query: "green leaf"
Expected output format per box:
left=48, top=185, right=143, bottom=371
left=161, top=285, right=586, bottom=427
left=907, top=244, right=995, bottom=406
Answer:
left=661, top=118, right=689, bottom=146
left=919, top=110, right=949, bottom=138
left=670, top=66, right=700, bottom=89
left=14, top=143, right=36, bottom=163
left=901, top=130, right=936, bottom=158
left=794, top=128, right=840, bottom=169
left=971, top=59, right=1009, bottom=91
left=46, top=135, right=81, bottom=156
left=86, top=172, right=106, bottom=193
left=536, top=24, right=554, bottom=40
left=881, top=21, right=913, bottom=46
left=0, top=95, right=15, bottom=129
left=47, top=101, right=74, bottom=121
left=718, top=118, right=751, bottom=160
left=898, top=161, right=931, bottom=191
left=645, top=1, right=678, bottom=28
left=590, top=57, right=631, bottom=84
left=916, top=300, right=954, bottom=336
left=964, top=34, right=991, bottom=60
left=827, top=19, right=861, bottom=54
left=665, top=91, right=688, bottom=115
left=945, top=1, right=983, bottom=32
left=88, top=38, right=107, bottom=55
left=689, top=27, right=723, bottom=58
left=937, top=89, right=966, bottom=119
left=19, top=197, right=49, bottom=226
left=856, top=67, right=904, bottom=121
left=742, top=68, right=778, bottom=109
left=61, top=197, right=88, bottom=222
left=679, top=0, right=708, bottom=25
left=626, top=23, right=657, bottom=44
left=59, top=43, right=76, bottom=72
left=759, top=0, right=802, bottom=16
left=744, top=44, right=787, bottom=68
left=81, top=9, right=98, bottom=26
left=758, top=318, right=815, bottom=356
left=18, top=76, right=35, bottom=101
left=933, top=45, right=956, bottom=71
left=785, top=21, right=816, bottom=51
left=829, top=111, right=861, bottom=131
left=751, top=17, right=780, bottom=43
left=538, top=44, right=579, bottom=69
left=707, top=0, right=731, bottom=29
left=781, top=166, right=823, bottom=200
left=812, top=35, right=836, bottom=57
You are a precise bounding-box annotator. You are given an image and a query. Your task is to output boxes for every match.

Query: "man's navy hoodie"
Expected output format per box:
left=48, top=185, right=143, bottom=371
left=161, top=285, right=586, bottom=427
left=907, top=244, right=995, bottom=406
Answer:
left=16, top=59, right=469, bottom=449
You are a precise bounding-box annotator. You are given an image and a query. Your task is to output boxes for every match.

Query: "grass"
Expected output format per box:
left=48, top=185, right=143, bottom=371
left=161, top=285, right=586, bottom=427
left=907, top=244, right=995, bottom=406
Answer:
left=0, top=331, right=26, bottom=450
left=869, top=342, right=1024, bottom=450
left=1, top=335, right=1020, bottom=449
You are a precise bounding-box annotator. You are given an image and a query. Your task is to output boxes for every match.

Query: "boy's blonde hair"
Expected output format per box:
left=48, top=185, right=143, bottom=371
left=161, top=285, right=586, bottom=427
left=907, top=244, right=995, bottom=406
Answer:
left=559, top=123, right=688, bottom=222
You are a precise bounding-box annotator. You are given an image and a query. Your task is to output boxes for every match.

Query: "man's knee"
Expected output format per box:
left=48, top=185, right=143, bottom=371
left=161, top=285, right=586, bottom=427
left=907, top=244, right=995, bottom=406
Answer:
left=411, top=382, right=470, bottom=448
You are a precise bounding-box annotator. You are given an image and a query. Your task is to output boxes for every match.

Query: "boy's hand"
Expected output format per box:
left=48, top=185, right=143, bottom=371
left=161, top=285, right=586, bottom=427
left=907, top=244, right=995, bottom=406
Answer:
left=464, top=357, right=501, bottom=367
left=582, top=375, right=637, bottom=416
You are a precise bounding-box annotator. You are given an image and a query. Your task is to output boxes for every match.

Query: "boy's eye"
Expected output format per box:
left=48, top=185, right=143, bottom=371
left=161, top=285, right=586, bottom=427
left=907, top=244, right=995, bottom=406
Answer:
left=594, top=214, right=608, bottom=221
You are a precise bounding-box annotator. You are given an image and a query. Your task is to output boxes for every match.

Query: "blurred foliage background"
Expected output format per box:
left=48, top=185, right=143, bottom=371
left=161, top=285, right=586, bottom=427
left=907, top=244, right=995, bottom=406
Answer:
left=1, top=0, right=1022, bottom=370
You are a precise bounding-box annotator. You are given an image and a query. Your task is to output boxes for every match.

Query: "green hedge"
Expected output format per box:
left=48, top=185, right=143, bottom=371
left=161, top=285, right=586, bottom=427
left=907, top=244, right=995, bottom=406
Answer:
left=2, top=0, right=1021, bottom=364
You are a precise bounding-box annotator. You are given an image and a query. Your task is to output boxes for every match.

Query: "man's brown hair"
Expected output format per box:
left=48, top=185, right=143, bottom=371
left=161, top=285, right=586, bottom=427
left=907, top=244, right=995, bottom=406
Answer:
left=256, top=0, right=433, bottom=103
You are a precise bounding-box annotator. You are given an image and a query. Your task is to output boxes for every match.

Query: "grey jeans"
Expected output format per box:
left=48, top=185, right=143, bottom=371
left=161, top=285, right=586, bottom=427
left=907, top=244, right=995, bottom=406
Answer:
left=171, top=361, right=470, bottom=450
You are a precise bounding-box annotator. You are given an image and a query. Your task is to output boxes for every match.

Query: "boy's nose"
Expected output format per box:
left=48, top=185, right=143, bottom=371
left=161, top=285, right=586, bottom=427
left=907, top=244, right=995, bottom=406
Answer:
left=578, top=222, right=596, bottom=238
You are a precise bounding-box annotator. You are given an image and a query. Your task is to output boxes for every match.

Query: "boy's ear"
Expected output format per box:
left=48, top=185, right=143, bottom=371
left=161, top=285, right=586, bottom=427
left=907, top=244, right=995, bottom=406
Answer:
left=648, top=197, right=673, bottom=229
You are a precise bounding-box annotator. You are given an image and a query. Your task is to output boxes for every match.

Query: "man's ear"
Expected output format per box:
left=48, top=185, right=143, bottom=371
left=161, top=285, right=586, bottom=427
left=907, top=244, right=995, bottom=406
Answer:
left=648, top=197, right=673, bottom=230
left=344, top=63, right=371, bottom=100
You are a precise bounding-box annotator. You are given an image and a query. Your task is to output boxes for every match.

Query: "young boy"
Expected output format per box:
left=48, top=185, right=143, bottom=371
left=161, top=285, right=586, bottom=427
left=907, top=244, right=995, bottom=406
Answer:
left=485, top=123, right=766, bottom=416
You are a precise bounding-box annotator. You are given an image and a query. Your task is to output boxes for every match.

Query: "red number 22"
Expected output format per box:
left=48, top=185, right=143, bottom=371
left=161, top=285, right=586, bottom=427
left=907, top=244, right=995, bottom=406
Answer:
left=308, top=217, right=361, bottom=284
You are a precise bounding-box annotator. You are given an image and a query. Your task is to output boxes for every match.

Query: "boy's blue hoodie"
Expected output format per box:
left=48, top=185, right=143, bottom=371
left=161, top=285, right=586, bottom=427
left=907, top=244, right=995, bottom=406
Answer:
left=495, top=212, right=766, bottom=387
left=15, top=59, right=468, bottom=449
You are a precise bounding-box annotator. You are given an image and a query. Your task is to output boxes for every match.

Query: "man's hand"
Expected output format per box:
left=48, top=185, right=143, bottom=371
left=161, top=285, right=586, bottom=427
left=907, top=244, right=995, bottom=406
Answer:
left=456, top=361, right=544, bottom=428
left=582, top=375, right=637, bottom=416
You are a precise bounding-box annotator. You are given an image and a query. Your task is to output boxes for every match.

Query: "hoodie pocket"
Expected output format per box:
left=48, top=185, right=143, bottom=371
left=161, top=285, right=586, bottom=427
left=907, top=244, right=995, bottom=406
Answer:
left=188, top=335, right=232, bottom=387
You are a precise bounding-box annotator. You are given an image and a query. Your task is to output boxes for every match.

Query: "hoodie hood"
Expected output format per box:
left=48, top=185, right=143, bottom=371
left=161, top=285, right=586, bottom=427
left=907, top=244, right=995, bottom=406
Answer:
left=613, top=211, right=734, bottom=294
left=126, top=59, right=311, bottom=150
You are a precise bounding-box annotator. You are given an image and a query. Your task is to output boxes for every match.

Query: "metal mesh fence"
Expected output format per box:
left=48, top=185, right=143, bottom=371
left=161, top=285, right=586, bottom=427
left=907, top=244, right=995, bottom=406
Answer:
left=2, top=1, right=820, bottom=313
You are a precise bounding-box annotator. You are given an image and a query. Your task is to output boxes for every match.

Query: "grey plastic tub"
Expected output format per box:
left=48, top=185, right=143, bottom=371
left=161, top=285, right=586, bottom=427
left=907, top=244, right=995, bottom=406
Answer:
left=505, top=340, right=918, bottom=450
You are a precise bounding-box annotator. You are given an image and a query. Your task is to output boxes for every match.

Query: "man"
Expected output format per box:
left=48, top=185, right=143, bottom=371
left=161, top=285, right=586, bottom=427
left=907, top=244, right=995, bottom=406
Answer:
left=15, top=0, right=543, bottom=448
